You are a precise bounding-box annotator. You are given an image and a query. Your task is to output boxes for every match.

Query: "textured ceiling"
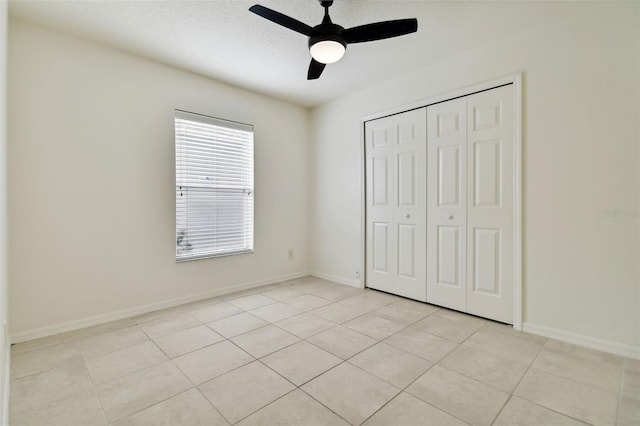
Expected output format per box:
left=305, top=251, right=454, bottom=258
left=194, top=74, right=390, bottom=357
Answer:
left=9, top=0, right=572, bottom=107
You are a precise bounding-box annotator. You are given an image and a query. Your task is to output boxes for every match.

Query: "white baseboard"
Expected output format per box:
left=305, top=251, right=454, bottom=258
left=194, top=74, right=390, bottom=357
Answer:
left=10, top=270, right=310, bottom=344
left=523, top=322, right=640, bottom=360
left=310, top=271, right=363, bottom=288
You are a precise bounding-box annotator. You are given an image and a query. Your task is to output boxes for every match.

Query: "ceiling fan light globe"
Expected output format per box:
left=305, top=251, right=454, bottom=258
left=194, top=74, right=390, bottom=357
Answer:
left=310, top=40, right=345, bottom=64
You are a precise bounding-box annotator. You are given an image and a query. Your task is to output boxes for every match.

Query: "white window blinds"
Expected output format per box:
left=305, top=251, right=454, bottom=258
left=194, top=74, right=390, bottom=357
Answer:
left=175, top=110, right=254, bottom=261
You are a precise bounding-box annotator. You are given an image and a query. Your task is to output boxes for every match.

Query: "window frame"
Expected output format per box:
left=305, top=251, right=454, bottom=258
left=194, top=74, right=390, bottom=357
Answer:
left=175, top=109, right=255, bottom=262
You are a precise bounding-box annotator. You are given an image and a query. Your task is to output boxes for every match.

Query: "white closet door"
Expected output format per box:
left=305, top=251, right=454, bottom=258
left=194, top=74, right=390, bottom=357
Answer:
left=365, top=108, right=427, bottom=301
left=426, top=98, right=468, bottom=311
left=466, top=85, right=513, bottom=323
left=366, top=115, right=395, bottom=295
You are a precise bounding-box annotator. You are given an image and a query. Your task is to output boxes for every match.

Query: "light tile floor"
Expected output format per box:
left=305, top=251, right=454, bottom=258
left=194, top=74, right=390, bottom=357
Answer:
left=9, top=277, right=640, bottom=426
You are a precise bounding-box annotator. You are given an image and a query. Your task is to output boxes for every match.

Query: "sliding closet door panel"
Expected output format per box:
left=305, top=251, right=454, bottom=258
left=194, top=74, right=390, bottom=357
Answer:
left=366, top=119, right=395, bottom=289
left=466, top=85, right=513, bottom=323
left=366, top=108, right=426, bottom=301
left=395, top=109, right=427, bottom=299
left=426, top=98, right=467, bottom=311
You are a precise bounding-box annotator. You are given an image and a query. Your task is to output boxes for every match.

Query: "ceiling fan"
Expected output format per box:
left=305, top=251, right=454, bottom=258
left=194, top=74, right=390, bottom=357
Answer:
left=249, top=0, right=418, bottom=80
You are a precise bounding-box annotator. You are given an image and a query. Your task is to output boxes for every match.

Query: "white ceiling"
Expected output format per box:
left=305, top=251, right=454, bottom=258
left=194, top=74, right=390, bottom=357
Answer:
left=9, top=0, right=571, bottom=107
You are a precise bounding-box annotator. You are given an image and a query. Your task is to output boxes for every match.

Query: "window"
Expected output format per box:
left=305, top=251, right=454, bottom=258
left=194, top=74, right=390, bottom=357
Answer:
left=175, top=110, right=254, bottom=261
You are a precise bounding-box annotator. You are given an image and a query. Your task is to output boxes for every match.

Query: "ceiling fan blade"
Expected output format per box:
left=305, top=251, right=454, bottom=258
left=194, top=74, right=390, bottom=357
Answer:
left=307, top=59, right=326, bottom=80
left=343, top=18, right=418, bottom=44
left=249, top=5, right=312, bottom=36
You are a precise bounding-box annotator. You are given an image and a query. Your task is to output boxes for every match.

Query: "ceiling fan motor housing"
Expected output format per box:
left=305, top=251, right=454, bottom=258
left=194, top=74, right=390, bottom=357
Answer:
left=309, top=22, right=347, bottom=51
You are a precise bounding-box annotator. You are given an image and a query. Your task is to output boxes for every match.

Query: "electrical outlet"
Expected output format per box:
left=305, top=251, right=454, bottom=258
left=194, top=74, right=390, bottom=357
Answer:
left=288, top=249, right=294, bottom=260
left=355, top=270, right=360, bottom=278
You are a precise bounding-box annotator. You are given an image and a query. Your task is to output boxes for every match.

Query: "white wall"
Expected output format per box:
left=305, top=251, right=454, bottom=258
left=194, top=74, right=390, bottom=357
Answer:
left=0, top=0, right=8, bottom=421
left=8, top=19, right=310, bottom=336
left=310, top=2, right=640, bottom=352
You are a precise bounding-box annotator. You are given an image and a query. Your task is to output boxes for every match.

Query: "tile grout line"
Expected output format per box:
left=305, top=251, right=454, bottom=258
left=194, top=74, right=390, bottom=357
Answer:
left=456, top=328, right=546, bottom=362
left=228, top=358, right=354, bottom=425
left=297, top=381, right=357, bottom=426
left=193, top=387, right=229, bottom=425
left=302, top=327, right=377, bottom=362
left=226, top=387, right=300, bottom=425
left=104, top=321, right=200, bottom=423
left=76, top=351, right=111, bottom=425
left=343, top=360, right=421, bottom=426
left=106, top=388, right=197, bottom=425
left=203, top=311, right=267, bottom=337
left=532, top=339, right=625, bottom=392
left=486, top=333, right=547, bottom=426
left=501, top=338, right=603, bottom=426
left=361, top=352, right=475, bottom=426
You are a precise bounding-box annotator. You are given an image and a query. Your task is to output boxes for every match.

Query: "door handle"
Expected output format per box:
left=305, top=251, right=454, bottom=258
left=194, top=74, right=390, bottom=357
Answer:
left=448, top=215, right=454, bottom=220
left=405, top=214, right=411, bottom=219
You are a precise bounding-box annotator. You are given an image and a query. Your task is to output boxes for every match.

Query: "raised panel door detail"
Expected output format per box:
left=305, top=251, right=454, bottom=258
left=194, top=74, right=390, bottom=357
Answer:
left=466, top=84, right=513, bottom=324
left=437, top=226, right=460, bottom=287
left=366, top=107, right=426, bottom=301
left=397, top=224, right=416, bottom=278
left=398, top=152, right=416, bottom=207
left=398, top=123, right=416, bottom=144
left=372, top=157, right=388, bottom=206
left=474, top=139, right=502, bottom=207
left=372, top=129, right=389, bottom=147
left=472, top=228, right=501, bottom=295
left=473, top=104, right=501, bottom=131
left=437, top=112, right=461, bottom=137
left=372, top=222, right=389, bottom=272
left=438, top=146, right=460, bottom=207
left=427, top=97, right=467, bottom=311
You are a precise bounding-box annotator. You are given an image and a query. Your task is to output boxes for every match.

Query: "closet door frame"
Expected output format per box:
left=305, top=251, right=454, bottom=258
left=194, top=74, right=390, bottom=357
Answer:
left=360, top=72, right=523, bottom=330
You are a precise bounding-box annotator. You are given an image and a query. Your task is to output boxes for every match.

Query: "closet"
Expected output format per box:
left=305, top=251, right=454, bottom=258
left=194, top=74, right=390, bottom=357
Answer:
left=365, top=84, right=514, bottom=324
